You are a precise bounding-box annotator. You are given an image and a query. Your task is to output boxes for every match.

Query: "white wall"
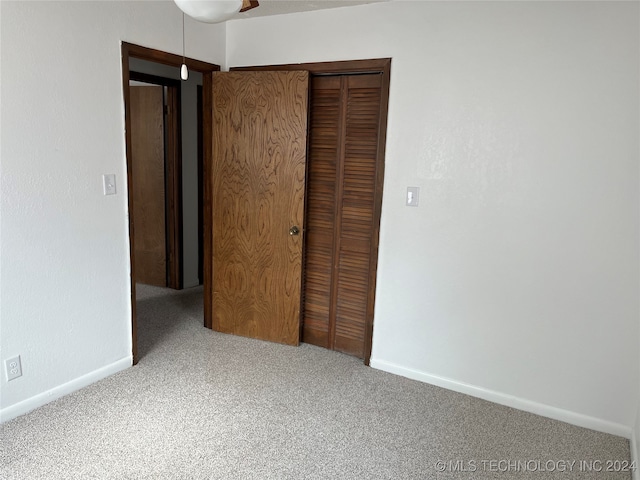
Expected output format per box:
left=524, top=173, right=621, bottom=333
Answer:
left=1, top=0, right=638, bottom=437
left=634, top=406, right=640, bottom=480
left=128, top=58, right=203, bottom=288
left=0, top=1, right=224, bottom=420
left=227, top=1, right=640, bottom=435
left=634, top=364, right=640, bottom=479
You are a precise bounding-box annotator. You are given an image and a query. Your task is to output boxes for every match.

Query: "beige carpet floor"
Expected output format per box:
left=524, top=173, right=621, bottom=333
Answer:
left=0, top=284, right=632, bottom=479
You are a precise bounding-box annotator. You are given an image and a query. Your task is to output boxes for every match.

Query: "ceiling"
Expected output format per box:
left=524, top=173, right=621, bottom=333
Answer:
left=235, top=0, right=388, bottom=19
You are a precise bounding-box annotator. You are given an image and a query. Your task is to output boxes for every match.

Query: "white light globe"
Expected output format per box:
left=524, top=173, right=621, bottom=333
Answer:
left=174, top=0, right=242, bottom=23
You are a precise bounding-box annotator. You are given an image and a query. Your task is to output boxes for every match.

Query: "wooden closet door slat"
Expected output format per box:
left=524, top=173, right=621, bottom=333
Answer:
left=302, top=73, right=383, bottom=359
left=333, top=74, right=382, bottom=357
left=301, top=76, right=341, bottom=347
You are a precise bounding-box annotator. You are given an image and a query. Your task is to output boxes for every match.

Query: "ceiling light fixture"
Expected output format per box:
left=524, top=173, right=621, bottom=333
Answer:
left=174, top=0, right=242, bottom=24
left=174, top=0, right=260, bottom=24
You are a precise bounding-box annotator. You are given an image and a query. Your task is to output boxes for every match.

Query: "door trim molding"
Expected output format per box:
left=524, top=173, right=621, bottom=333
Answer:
left=231, top=58, right=391, bottom=366
left=121, top=42, right=220, bottom=364
left=130, top=70, right=181, bottom=88
left=231, top=58, right=391, bottom=77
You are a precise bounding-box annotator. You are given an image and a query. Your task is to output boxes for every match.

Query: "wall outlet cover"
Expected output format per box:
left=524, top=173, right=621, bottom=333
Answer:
left=5, top=355, right=22, bottom=381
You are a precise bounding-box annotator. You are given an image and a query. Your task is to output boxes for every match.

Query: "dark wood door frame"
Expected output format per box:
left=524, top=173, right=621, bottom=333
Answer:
left=129, top=71, right=182, bottom=290
left=231, top=59, right=391, bottom=365
left=121, top=42, right=220, bottom=364
left=197, top=85, right=204, bottom=286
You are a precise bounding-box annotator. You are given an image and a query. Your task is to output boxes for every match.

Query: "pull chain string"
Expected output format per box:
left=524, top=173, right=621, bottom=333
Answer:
left=181, top=12, right=188, bottom=80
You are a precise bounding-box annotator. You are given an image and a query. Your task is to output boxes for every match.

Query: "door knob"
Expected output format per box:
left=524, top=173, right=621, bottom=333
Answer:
left=289, top=225, right=300, bottom=236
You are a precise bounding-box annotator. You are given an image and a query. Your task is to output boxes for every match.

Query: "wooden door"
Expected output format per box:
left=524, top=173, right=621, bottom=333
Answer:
left=130, top=85, right=167, bottom=287
left=302, top=73, right=384, bottom=358
left=211, top=71, right=309, bottom=345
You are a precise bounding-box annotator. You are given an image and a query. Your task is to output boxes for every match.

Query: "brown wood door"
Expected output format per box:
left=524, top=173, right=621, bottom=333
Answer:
left=130, top=85, right=167, bottom=287
left=211, top=71, right=309, bottom=345
left=302, top=73, right=384, bottom=358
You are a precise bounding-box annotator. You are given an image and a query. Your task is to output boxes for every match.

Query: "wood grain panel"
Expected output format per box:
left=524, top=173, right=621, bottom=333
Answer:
left=212, top=71, right=309, bottom=346
left=130, top=85, right=166, bottom=287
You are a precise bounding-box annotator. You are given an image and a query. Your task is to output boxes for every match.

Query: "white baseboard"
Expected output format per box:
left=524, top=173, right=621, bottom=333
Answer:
left=370, top=358, right=631, bottom=439
left=631, top=427, right=639, bottom=480
left=0, top=356, right=132, bottom=424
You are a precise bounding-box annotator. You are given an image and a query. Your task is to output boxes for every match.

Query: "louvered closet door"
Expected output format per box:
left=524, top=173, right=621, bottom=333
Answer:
left=301, top=76, right=340, bottom=349
left=302, top=73, right=383, bottom=358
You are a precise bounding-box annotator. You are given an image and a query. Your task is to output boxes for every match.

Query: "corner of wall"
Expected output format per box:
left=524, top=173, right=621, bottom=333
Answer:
left=220, top=20, right=230, bottom=72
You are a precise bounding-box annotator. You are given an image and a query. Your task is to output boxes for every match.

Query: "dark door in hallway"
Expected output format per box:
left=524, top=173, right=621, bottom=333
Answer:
left=130, top=85, right=167, bottom=287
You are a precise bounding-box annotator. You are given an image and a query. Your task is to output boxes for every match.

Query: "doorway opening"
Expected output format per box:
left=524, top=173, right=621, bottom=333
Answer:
left=129, top=62, right=205, bottom=291
left=123, top=47, right=389, bottom=367
left=121, top=42, right=219, bottom=364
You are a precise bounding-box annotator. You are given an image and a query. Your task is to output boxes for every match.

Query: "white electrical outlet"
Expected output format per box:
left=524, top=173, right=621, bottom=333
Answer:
left=5, top=355, right=22, bottom=381
left=103, top=174, right=116, bottom=196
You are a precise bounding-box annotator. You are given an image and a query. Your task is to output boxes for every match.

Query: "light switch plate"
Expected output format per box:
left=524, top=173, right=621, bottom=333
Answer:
left=103, top=174, right=116, bottom=196
left=406, top=187, right=419, bottom=207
